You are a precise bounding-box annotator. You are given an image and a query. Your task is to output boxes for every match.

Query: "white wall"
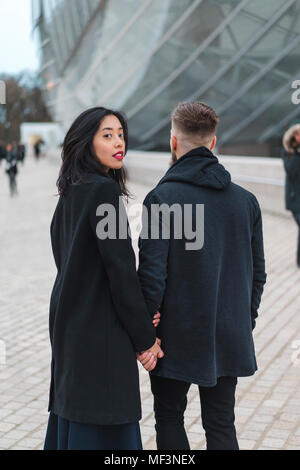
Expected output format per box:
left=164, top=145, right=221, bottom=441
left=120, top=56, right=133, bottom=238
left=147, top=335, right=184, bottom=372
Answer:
left=20, top=123, right=64, bottom=149
left=125, top=151, right=287, bottom=217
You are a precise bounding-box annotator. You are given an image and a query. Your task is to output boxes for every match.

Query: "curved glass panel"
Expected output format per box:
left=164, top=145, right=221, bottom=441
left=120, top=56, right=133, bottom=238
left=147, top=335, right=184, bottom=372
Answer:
left=32, top=0, right=300, bottom=155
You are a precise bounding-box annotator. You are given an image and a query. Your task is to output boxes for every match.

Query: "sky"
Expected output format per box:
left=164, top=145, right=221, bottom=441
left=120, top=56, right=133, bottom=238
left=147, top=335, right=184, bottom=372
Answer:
left=0, top=0, right=39, bottom=75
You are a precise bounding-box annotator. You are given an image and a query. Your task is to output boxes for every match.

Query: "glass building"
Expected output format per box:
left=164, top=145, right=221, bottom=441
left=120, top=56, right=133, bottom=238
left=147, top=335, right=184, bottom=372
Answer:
left=32, top=0, right=300, bottom=155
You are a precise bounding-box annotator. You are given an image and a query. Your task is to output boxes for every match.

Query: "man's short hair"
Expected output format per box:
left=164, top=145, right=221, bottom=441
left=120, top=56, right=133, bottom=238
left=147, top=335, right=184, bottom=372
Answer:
left=172, top=102, right=219, bottom=141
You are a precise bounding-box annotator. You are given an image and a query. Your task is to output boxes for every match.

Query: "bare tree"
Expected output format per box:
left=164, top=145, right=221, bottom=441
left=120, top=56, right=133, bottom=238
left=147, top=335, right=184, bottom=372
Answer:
left=0, top=71, right=52, bottom=144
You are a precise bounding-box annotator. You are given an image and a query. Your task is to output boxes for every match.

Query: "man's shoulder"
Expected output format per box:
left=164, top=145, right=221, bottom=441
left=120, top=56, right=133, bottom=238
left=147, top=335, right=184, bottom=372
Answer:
left=146, top=180, right=258, bottom=202
left=230, top=182, right=259, bottom=204
left=143, top=186, right=162, bottom=205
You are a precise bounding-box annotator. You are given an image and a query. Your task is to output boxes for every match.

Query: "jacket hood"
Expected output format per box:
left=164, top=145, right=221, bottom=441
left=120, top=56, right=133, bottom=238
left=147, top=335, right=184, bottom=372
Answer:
left=282, top=124, right=300, bottom=153
left=157, top=147, right=231, bottom=190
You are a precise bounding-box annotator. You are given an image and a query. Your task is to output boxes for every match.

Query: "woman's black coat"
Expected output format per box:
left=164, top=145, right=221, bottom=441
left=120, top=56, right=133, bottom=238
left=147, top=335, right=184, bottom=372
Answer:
left=283, top=146, right=300, bottom=214
left=48, top=174, right=156, bottom=425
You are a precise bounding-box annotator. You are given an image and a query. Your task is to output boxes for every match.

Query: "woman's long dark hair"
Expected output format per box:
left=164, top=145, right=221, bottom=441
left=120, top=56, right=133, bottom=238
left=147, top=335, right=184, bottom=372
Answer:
left=57, top=107, right=130, bottom=198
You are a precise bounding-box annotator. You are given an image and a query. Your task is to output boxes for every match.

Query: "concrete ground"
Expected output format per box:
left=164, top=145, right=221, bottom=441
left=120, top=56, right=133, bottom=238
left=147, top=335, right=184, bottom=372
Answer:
left=0, top=153, right=299, bottom=450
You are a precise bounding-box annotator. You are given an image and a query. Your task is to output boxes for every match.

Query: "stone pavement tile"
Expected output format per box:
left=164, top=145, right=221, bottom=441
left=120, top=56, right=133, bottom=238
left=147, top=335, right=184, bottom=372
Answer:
left=256, top=407, right=279, bottom=417
left=286, top=436, right=300, bottom=446
left=262, top=437, right=287, bottom=448
left=246, top=421, right=269, bottom=432
left=141, top=425, right=155, bottom=438
left=272, top=420, right=297, bottom=430
left=23, top=413, right=48, bottom=424
left=4, top=414, right=28, bottom=425
left=25, top=400, right=46, bottom=410
left=257, top=446, right=280, bottom=450
left=185, top=416, right=197, bottom=426
left=249, top=386, right=270, bottom=394
left=4, top=429, right=29, bottom=441
left=280, top=413, right=300, bottom=423
left=248, top=414, right=274, bottom=424
left=141, top=404, right=154, bottom=414
left=185, top=407, right=201, bottom=418
left=30, top=429, right=47, bottom=440
left=16, top=437, right=44, bottom=450
left=10, top=446, right=32, bottom=450
left=188, top=400, right=202, bottom=410
left=0, top=409, right=13, bottom=420
left=235, top=414, right=251, bottom=425
left=188, top=423, right=204, bottom=434
left=144, top=437, right=156, bottom=450
left=239, top=439, right=256, bottom=450
left=240, top=430, right=263, bottom=440
left=263, top=400, right=285, bottom=408
left=235, top=406, right=254, bottom=416
left=16, top=422, right=41, bottom=432
left=287, top=399, right=300, bottom=407
left=186, top=432, right=202, bottom=444
left=0, top=438, right=15, bottom=449
left=242, top=392, right=266, bottom=402
left=265, top=428, right=291, bottom=439
left=0, top=422, right=15, bottom=433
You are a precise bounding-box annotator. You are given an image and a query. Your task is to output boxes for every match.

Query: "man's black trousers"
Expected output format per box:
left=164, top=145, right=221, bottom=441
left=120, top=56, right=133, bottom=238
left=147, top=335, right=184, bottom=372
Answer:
left=150, top=375, right=239, bottom=450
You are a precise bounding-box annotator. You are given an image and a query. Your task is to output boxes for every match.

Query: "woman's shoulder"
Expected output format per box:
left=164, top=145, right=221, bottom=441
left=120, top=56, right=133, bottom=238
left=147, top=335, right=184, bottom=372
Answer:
left=86, top=175, right=122, bottom=207
left=88, top=174, right=120, bottom=192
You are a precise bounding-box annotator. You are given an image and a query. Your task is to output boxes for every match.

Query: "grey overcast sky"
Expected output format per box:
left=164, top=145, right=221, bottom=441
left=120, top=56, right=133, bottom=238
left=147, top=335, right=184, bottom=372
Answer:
left=0, top=0, right=39, bottom=74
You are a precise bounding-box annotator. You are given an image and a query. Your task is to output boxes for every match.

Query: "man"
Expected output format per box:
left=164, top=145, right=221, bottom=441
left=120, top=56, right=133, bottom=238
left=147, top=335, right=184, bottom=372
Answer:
left=137, top=102, right=267, bottom=450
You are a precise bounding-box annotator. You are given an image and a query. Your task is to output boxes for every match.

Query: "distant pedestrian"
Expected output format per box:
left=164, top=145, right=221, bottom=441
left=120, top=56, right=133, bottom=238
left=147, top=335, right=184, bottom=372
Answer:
left=282, top=124, right=300, bottom=268
left=17, top=142, right=26, bottom=165
left=34, top=139, right=43, bottom=160
left=5, top=144, right=18, bottom=197
left=0, top=141, right=6, bottom=166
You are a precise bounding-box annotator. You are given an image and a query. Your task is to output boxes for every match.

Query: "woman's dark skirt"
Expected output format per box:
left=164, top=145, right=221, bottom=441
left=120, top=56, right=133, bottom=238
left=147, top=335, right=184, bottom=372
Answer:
left=44, top=413, right=143, bottom=450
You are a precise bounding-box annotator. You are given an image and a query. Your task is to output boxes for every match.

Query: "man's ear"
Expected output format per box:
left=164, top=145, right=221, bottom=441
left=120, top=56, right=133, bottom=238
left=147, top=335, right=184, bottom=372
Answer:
left=171, top=134, right=177, bottom=153
left=210, top=135, right=217, bottom=151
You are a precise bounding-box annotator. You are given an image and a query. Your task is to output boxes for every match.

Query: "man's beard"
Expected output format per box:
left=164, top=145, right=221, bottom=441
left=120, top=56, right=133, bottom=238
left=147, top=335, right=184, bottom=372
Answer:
left=170, top=151, right=177, bottom=167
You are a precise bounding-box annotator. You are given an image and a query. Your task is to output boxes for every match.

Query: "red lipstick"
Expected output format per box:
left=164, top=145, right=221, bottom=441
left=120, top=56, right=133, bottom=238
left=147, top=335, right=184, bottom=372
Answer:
left=112, top=152, right=124, bottom=161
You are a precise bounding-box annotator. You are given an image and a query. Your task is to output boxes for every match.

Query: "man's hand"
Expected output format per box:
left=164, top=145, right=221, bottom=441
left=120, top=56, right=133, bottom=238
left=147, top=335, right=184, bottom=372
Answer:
left=153, top=311, right=161, bottom=327
left=137, top=338, right=164, bottom=372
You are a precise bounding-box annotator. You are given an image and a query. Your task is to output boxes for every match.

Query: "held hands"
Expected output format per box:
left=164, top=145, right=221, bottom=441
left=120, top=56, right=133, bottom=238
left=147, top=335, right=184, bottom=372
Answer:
left=152, top=311, right=161, bottom=327
left=137, top=338, right=164, bottom=372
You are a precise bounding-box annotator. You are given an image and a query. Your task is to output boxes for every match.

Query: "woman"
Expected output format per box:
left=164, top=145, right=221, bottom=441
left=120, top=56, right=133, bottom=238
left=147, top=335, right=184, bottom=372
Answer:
left=44, top=107, right=163, bottom=450
left=282, top=124, right=300, bottom=268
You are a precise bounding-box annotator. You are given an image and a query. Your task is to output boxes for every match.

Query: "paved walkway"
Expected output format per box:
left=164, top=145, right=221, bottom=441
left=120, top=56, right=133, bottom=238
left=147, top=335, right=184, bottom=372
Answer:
left=0, top=154, right=299, bottom=450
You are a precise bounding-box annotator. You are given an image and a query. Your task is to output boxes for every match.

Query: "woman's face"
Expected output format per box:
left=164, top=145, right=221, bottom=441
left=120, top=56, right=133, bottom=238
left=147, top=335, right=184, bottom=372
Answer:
left=93, top=115, right=126, bottom=172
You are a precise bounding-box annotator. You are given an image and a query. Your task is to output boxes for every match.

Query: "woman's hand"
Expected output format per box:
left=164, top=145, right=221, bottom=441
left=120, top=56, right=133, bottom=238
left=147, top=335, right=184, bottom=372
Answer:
left=137, top=338, right=164, bottom=372
left=153, top=311, right=161, bottom=327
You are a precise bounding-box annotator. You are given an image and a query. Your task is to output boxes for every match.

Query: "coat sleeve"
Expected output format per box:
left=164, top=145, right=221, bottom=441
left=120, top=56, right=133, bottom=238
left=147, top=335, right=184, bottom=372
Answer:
left=250, top=196, right=267, bottom=330
left=88, top=180, right=156, bottom=352
left=138, top=191, right=170, bottom=318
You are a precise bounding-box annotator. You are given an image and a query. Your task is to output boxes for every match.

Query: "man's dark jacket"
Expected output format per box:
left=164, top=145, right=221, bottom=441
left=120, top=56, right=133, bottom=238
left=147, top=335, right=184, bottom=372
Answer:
left=138, top=147, right=267, bottom=386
